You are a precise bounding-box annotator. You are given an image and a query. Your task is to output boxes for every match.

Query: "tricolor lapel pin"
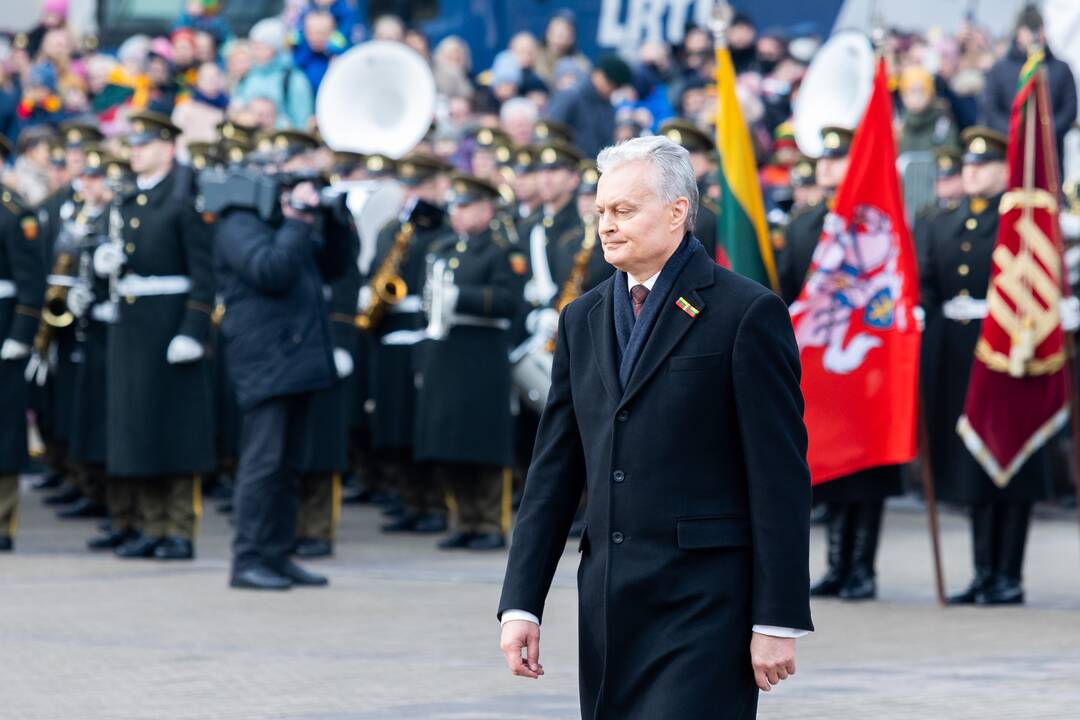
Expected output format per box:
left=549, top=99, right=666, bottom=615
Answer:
left=675, top=296, right=700, bottom=318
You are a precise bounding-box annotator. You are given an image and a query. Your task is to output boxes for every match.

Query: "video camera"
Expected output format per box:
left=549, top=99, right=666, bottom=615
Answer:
left=197, top=166, right=347, bottom=222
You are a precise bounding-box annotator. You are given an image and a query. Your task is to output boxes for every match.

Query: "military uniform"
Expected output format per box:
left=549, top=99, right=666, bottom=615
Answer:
left=921, top=127, right=1047, bottom=605
left=0, top=158, right=45, bottom=549
left=107, top=114, right=215, bottom=560
left=414, top=175, right=518, bottom=550
left=368, top=153, right=454, bottom=534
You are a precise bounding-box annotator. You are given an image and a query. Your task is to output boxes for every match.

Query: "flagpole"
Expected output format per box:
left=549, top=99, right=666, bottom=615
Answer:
left=1033, top=64, right=1080, bottom=553
left=917, top=398, right=947, bottom=606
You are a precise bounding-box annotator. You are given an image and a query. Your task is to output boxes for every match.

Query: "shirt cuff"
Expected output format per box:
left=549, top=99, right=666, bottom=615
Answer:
left=752, top=624, right=810, bottom=638
left=500, top=609, right=540, bottom=626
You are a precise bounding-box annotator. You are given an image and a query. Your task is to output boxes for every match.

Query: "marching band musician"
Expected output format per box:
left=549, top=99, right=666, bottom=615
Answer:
left=95, top=111, right=216, bottom=562
left=920, top=127, right=1050, bottom=606
left=62, top=150, right=143, bottom=551
left=371, top=152, right=453, bottom=535
left=414, top=174, right=519, bottom=551
left=0, top=133, right=45, bottom=552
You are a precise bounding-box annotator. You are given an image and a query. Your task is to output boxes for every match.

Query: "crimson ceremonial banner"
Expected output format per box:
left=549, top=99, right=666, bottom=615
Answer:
left=956, top=55, right=1069, bottom=487
left=789, top=58, right=921, bottom=484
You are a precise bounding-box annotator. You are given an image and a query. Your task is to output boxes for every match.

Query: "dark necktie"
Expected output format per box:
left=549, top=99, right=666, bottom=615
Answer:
left=630, top=283, right=650, bottom=318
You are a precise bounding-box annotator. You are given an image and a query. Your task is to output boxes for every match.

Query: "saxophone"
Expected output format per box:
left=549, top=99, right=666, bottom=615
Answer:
left=33, top=252, right=77, bottom=356
left=546, top=213, right=598, bottom=350
left=355, top=221, right=414, bottom=331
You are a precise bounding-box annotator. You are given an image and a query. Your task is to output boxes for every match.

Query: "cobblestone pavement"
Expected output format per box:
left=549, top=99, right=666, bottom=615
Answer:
left=4, top=480, right=1080, bottom=719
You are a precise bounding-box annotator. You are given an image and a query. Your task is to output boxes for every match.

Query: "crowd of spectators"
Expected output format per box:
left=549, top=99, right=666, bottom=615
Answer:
left=0, top=0, right=1076, bottom=202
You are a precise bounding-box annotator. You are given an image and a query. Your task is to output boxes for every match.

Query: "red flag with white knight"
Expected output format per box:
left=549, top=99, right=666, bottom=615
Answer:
left=789, top=57, right=921, bottom=484
left=956, top=52, right=1069, bottom=487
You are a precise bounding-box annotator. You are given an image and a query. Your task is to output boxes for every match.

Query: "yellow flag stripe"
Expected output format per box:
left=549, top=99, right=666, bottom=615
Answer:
left=714, top=46, right=778, bottom=292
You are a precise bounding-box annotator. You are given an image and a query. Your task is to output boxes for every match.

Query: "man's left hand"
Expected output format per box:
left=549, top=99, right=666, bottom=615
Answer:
left=166, top=335, right=205, bottom=364
left=750, top=632, right=796, bottom=692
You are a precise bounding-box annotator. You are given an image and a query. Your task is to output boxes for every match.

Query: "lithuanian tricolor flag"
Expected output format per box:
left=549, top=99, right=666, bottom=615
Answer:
left=714, top=46, right=778, bottom=292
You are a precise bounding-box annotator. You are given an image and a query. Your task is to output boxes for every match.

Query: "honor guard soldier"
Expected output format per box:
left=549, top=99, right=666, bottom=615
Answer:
left=277, top=131, right=362, bottom=559
left=414, top=175, right=518, bottom=551
left=0, top=134, right=45, bottom=552
left=33, top=120, right=105, bottom=500
left=509, top=145, right=542, bottom=220
left=95, top=111, right=216, bottom=561
left=59, top=151, right=143, bottom=550
left=779, top=126, right=853, bottom=305
left=659, top=119, right=720, bottom=261
left=920, top=127, right=1047, bottom=605
left=532, top=118, right=574, bottom=146
left=369, top=152, right=453, bottom=535
left=472, top=126, right=513, bottom=189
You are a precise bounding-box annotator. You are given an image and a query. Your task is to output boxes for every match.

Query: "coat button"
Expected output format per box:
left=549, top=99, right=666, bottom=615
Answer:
left=136, top=194, right=148, bottom=205
left=958, top=264, right=970, bottom=276
left=130, top=217, right=140, bottom=229
left=615, top=410, right=629, bottom=422
left=612, top=470, right=625, bottom=482
left=960, top=241, right=972, bottom=252
left=965, top=218, right=977, bottom=230
left=611, top=532, right=624, bottom=544
left=125, top=243, right=135, bottom=253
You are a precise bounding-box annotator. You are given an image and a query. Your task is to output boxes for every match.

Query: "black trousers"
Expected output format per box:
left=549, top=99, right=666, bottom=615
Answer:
left=231, top=393, right=312, bottom=573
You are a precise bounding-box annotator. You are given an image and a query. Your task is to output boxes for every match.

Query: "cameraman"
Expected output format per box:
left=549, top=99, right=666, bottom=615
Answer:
left=214, top=132, right=354, bottom=591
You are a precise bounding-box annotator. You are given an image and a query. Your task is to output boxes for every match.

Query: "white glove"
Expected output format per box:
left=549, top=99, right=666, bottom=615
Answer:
left=444, top=284, right=460, bottom=313
left=1061, top=296, right=1080, bottom=332
left=67, top=285, right=93, bottom=318
left=166, top=335, right=204, bottom=364
left=912, top=305, right=926, bottom=333
left=1, top=339, right=31, bottom=361
left=333, top=347, right=354, bottom=378
left=357, top=285, right=374, bottom=312
left=93, top=243, right=125, bottom=277
left=526, top=307, right=559, bottom=338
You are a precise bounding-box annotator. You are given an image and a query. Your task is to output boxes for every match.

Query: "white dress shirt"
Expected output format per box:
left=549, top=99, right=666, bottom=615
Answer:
left=503, top=268, right=810, bottom=640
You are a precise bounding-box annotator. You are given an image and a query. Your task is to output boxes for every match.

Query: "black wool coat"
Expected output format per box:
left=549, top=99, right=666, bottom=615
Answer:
left=499, top=243, right=814, bottom=720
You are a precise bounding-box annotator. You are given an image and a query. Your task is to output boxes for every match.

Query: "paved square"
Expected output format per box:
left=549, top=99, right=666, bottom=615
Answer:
left=4, top=482, right=1080, bottom=719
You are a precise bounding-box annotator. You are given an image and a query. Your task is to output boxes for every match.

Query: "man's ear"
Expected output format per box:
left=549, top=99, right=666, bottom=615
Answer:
left=670, top=197, right=689, bottom=232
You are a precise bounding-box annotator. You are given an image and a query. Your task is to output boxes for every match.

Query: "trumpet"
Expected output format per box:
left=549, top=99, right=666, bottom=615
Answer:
left=355, top=221, right=414, bottom=331
left=423, top=256, right=455, bottom=341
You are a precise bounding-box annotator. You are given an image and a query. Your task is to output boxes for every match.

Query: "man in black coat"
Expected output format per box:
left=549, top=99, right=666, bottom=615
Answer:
left=979, top=5, right=1077, bottom=178
left=543, top=55, right=632, bottom=159
left=215, top=156, right=353, bottom=590
left=498, top=136, right=813, bottom=719
left=93, top=112, right=216, bottom=562
left=0, top=133, right=45, bottom=552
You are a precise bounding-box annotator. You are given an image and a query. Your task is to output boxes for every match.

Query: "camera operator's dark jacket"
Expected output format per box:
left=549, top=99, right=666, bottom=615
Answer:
left=214, top=208, right=353, bottom=410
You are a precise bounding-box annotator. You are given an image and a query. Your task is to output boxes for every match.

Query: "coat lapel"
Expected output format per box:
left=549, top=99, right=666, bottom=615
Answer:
left=588, top=278, right=621, bottom=403
left=618, top=251, right=715, bottom=409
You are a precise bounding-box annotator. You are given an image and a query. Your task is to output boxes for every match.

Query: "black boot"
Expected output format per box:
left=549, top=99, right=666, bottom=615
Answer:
left=810, top=504, right=852, bottom=597
left=947, top=504, right=996, bottom=605
left=43, top=486, right=82, bottom=506
left=980, top=503, right=1029, bottom=606
left=839, top=501, right=883, bottom=601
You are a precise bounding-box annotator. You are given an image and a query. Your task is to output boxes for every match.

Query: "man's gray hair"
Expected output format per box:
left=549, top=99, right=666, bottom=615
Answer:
left=596, top=135, right=699, bottom=232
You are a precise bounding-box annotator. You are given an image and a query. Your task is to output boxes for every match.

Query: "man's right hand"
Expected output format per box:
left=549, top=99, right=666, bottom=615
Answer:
left=281, top=181, right=319, bottom=223
left=500, top=619, right=544, bottom=679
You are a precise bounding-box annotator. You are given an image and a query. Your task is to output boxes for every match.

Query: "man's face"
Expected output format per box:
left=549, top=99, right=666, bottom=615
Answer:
left=130, top=139, right=174, bottom=176
left=66, top=149, right=86, bottom=178
left=576, top=192, right=596, bottom=219
left=305, top=15, right=335, bottom=53
left=595, top=159, right=688, bottom=277
left=251, top=41, right=276, bottom=66
left=513, top=171, right=539, bottom=204
left=449, top=199, right=495, bottom=235
left=249, top=98, right=278, bottom=129
left=79, top=174, right=108, bottom=205
left=816, top=156, right=849, bottom=190
left=901, top=84, right=931, bottom=114
left=936, top=175, right=964, bottom=203
left=538, top=166, right=577, bottom=206
left=962, top=161, right=1007, bottom=197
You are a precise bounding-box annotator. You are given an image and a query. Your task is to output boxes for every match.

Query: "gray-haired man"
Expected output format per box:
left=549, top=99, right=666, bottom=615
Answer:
left=498, top=136, right=814, bottom=719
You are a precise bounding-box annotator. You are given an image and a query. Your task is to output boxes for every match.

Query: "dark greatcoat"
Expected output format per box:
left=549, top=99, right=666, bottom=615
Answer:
left=367, top=217, right=442, bottom=451
left=499, top=242, right=814, bottom=720
left=413, top=228, right=517, bottom=468
left=107, top=167, right=215, bottom=476
left=777, top=201, right=826, bottom=306
left=919, top=195, right=1050, bottom=504
left=0, top=190, right=44, bottom=472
